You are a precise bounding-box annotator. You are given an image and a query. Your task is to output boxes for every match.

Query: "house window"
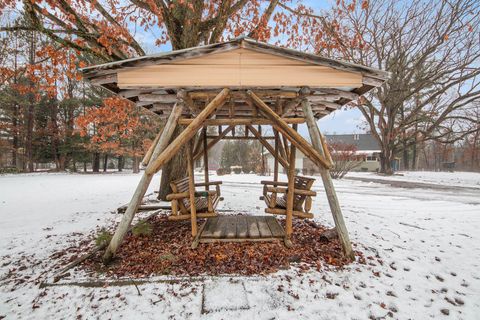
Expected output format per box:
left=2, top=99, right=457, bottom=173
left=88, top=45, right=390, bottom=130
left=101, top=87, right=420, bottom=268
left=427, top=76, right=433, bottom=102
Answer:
left=366, top=156, right=377, bottom=162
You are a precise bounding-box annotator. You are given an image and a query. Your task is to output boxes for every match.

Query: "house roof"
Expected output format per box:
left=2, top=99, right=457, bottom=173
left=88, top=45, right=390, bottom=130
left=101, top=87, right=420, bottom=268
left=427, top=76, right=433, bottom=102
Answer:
left=325, top=134, right=381, bottom=151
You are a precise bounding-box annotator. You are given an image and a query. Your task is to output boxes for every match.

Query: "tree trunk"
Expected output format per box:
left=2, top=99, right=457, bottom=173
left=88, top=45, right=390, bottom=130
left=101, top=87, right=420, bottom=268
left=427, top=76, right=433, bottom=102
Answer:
left=411, top=139, right=418, bottom=171
left=132, top=156, right=140, bottom=173
left=157, top=126, right=187, bottom=200
left=103, top=154, right=108, bottom=172
left=118, top=155, right=124, bottom=172
left=379, top=145, right=394, bottom=175
left=25, top=102, right=34, bottom=172
left=92, top=152, right=100, bottom=172
left=11, top=100, right=19, bottom=169
left=402, top=143, right=409, bottom=171
left=83, top=161, right=87, bottom=172
left=25, top=30, right=36, bottom=173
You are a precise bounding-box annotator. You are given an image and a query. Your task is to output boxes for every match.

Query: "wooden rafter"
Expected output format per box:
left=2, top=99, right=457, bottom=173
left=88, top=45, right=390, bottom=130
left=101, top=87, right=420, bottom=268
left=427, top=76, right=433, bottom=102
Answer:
left=247, top=90, right=331, bottom=169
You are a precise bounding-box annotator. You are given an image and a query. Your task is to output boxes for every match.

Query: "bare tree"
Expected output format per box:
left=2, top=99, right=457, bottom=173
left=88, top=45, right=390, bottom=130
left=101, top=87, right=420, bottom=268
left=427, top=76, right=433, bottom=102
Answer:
left=328, top=142, right=364, bottom=179
left=316, top=0, right=480, bottom=173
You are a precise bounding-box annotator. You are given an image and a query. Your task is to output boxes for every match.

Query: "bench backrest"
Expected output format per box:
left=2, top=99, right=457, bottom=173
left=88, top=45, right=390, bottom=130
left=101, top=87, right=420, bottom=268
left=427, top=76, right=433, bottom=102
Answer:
left=282, top=175, right=315, bottom=210
left=170, top=177, right=190, bottom=194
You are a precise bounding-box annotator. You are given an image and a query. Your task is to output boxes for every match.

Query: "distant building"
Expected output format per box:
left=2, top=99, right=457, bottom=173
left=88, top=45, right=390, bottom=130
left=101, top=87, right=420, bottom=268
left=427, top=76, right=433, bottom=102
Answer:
left=264, top=133, right=382, bottom=175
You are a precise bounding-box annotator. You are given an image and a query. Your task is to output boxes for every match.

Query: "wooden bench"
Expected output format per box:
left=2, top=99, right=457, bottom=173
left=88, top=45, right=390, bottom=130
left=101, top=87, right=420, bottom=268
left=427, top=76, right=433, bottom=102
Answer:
left=166, top=177, right=223, bottom=221
left=260, top=176, right=316, bottom=219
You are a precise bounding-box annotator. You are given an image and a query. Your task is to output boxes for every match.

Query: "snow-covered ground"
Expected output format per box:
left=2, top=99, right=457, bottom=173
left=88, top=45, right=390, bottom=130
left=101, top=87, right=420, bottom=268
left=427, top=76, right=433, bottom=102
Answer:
left=347, top=171, right=480, bottom=189
left=1, top=171, right=479, bottom=319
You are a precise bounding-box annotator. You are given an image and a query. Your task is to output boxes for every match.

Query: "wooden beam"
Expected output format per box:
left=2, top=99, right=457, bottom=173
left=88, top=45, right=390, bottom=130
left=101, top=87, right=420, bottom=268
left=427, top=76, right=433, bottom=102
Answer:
left=188, top=90, right=298, bottom=100
left=206, top=135, right=275, bottom=140
left=192, top=129, right=204, bottom=159
left=147, top=88, right=230, bottom=175
left=320, top=132, right=333, bottom=166
left=285, top=124, right=297, bottom=247
left=178, top=118, right=305, bottom=126
left=281, top=132, right=290, bottom=160
left=301, top=99, right=354, bottom=260
left=202, top=127, right=209, bottom=191
left=187, top=139, right=198, bottom=236
left=141, top=126, right=163, bottom=166
left=103, top=100, right=184, bottom=263
left=90, top=74, right=117, bottom=85
left=193, top=125, right=234, bottom=161
left=269, top=128, right=280, bottom=210
left=179, top=90, right=200, bottom=116
left=138, top=94, right=178, bottom=103
left=313, top=88, right=359, bottom=100
left=247, top=125, right=289, bottom=169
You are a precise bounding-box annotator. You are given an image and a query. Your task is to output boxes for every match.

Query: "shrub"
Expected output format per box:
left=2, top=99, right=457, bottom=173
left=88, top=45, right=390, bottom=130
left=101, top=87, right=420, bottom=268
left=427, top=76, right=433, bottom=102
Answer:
left=95, top=229, right=112, bottom=247
left=216, top=168, right=228, bottom=175
left=132, top=220, right=153, bottom=237
left=0, top=167, right=20, bottom=174
left=232, top=166, right=242, bottom=174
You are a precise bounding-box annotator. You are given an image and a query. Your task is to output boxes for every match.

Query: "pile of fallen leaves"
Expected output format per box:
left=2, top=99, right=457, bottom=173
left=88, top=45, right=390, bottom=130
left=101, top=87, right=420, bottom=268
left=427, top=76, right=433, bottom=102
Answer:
left=80, top=214, right=359, bottom=277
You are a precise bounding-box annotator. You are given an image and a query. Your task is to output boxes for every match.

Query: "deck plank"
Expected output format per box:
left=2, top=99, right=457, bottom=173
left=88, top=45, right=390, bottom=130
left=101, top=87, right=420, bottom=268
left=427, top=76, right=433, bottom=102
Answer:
left=236, top=216, right=248, bottom=238
left=246, top=216, right=260, bottom=238
left=265, top=216, right=285, bottom=237
left=201, top=216, right=219, bottom=238
left=224, top=216, right=237, bottom=238
left=211, top=216, right=225, bottom=238
left=257, top=216, right=273, bottom=238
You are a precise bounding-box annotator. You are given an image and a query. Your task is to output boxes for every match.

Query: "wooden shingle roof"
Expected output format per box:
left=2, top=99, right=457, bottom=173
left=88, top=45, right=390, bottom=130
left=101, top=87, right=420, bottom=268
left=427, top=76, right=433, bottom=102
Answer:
left=81, top=37, right=389, bottom=120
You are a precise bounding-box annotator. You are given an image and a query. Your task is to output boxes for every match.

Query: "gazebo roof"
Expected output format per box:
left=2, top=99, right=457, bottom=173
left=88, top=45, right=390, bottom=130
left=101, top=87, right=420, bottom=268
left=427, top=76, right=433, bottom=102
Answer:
left=81, top=37, right=389, bottom=120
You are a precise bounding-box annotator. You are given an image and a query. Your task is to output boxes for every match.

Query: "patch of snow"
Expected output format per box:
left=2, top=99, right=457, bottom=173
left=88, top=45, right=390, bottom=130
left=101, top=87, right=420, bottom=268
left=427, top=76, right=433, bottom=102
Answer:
left=1, top=171, right=480, bottom=319
left=347, top=170, right=480, bottom=189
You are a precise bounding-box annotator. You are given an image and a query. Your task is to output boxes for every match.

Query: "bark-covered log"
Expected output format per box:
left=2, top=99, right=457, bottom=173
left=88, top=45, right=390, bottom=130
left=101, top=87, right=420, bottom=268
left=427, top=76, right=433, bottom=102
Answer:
left=319, top=228, right=338, bottom=242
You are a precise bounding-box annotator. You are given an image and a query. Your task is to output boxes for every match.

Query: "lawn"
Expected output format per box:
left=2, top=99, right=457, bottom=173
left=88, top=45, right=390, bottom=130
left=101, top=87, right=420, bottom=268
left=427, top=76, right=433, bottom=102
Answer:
left=1, top=171, right=479, bottom=319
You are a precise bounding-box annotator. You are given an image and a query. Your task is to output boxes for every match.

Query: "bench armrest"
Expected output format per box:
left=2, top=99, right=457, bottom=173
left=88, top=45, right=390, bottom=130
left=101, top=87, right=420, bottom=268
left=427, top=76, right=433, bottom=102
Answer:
left=166, top=190, right=218, bottom=201
left=194, top=181, right=222, bottom=187
left=266, top=186, right=316, bottom=196
left=260, top=180, right=288, bottom=187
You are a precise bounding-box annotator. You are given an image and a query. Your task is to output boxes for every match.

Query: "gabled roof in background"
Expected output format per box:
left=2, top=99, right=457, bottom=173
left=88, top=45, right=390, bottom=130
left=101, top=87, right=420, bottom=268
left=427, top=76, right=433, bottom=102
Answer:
left=325, top=133, right=381, bottom=151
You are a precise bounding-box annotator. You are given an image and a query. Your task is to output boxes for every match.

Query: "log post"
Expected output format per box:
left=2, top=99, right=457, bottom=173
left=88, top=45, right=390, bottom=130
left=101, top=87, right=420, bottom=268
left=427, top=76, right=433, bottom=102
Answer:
left=272, top=129, right=280, bottom=206
left=103, top=100, right=184, bottom=263
left=285, top=124, right=297, bottom=248
left=202, top=127, right=209, bottom=191
left=301, top=99, right=354, bottom=261
left=187, top=138, right=198, bottom=236
left=273, top=129, right=279, bottom=182
left=202, top=126, right=213, bottom=212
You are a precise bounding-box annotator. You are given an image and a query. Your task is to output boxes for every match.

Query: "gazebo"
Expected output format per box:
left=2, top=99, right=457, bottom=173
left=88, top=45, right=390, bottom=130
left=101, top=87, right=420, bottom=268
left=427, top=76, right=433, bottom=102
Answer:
left=81, top=37, right=389, bottom=263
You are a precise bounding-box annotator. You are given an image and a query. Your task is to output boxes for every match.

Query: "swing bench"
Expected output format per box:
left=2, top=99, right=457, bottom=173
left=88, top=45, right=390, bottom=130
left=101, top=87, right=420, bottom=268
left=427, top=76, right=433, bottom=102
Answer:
left=166, top=177, right=223, bottom=221
left=260, top=176, right=316, bottom=219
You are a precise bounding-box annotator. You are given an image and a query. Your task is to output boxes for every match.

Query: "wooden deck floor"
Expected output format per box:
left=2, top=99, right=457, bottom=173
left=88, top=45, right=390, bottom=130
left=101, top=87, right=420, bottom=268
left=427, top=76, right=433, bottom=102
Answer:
left=199, top=215, right=285, bottom=243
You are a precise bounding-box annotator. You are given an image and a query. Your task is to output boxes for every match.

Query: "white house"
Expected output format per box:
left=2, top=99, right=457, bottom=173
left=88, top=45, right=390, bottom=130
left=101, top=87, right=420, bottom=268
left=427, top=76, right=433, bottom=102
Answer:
left=264, top=133, right=382, bottom=175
